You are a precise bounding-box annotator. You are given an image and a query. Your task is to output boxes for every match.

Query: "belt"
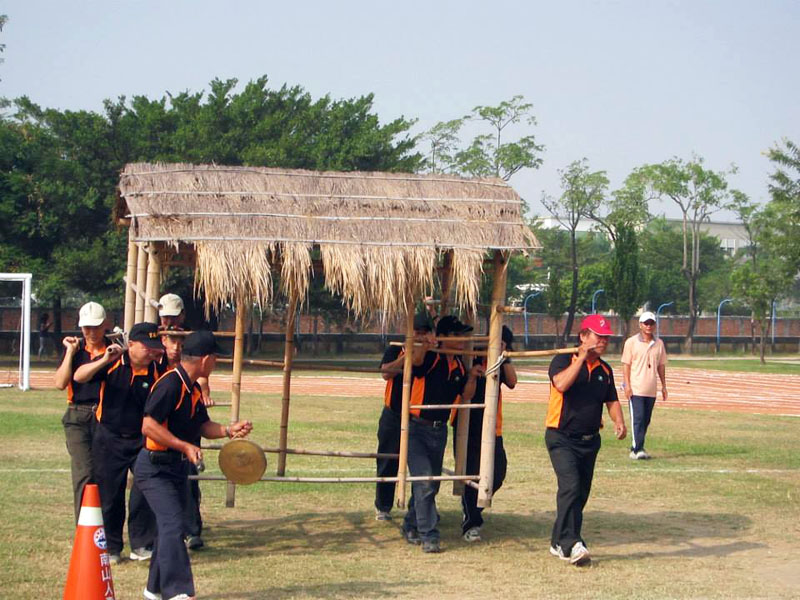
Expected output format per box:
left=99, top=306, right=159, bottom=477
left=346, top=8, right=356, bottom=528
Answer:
left=411, top=416, right=446, bottom=428
left=564, top=431, right=599, bottom=441
left=148, top=450, right=186, bottom=465
left=68, top=403, right=97, bottom=412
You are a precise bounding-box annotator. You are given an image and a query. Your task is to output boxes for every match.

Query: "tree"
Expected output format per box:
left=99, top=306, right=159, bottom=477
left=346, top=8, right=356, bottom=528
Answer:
left=766, top=139, right=800, bottom=266
left=421, top=119, right=462, bottom=174
left=0, top=14, right=7, bottom=80
left=541, top=159, right=609, bottom=344
left=607, top=224, right=641, bottom=338
left=637, top=156, right=736, bottom=353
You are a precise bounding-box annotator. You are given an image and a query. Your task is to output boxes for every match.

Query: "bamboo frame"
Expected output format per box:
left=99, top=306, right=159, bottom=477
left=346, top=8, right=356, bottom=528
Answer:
left=134, top=242, right=148, bottom=323
left=193, top=474, right=479, bottom=484
left=143, top=243, right=161, bottom=323
left=277, top=294, right=298, bottom=476
left=124, top=237, right=138, bottom=331
left=225, top=297, right=246, bottom=507
left=395, top=297, right=415, bottom=509
left=477, top=250, right=507, bottom=508
left=202, top=443, right=399, bottom=460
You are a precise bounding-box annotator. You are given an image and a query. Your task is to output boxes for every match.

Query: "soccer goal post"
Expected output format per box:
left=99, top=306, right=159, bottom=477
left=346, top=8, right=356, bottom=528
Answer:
left=0, top=273, right=31, bottom=391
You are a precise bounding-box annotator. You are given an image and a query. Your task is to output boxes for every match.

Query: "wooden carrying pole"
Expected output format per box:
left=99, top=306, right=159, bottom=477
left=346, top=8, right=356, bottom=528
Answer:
left=143, top=243, right=161, bottom=323
left=134, top=242, right=148, bottom=323
left=453, top=312, right=475, bottom=496
left=277, top=294, right=298, bottom=476
left=123, top=237, right=138, bottom=331
left=477, top=250, right=507, bottom=508
left=395, top=297, right=415, bottom=509
left=225, top=297, right=247, bottom=507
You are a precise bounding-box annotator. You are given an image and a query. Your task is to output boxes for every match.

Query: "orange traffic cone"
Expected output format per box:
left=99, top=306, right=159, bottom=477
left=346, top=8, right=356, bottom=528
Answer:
left=63, top=483, right=116, bottom=600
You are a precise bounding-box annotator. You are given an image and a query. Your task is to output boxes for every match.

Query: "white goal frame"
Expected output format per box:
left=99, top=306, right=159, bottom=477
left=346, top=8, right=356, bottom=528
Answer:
left=0, top=273, right=31, bottom=391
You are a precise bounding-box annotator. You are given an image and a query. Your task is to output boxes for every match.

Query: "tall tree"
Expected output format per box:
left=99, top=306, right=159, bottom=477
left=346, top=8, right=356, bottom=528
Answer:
left=421, top=119, right=462, bottom=174
left=541, top=159, right=609, bottom=344
left=637, top=156, right=736, bottom=353
left=766, top=139, right=800, bottom=266
left=608, top=224, right=641, bottom=338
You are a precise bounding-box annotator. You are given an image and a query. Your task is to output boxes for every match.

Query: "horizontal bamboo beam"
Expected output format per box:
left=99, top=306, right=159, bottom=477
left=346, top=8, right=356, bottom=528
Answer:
left=388, top=342, right=488, bottom=357
left=415, top=403, right=486, bottom=410
left=504, top=347, right=579, bottom=358
left=202, top=444, right=398, bottom=459
left=496, top=305, right=525, bottom=313
left=122, top=276, right=160, bottom=310
left=191, top=474, right=480, bottom=483
left=443, top=467, right=479, bottom=490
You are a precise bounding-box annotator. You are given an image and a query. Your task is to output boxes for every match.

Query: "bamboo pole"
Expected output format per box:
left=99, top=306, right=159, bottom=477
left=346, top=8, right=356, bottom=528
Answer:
left=134, top=242, right=148, bottom=323
left=277, top=293, right=298, bottom=476
left=504, top=347, right=579, bottom=358
left=388, top=343, right=488, bottom=357
left=225, top=296, right=247, bottom=508
left=443, top=467, right=480, bottom=490
left=453, top=311, right=475, bottom=496
left=193, top=474, right=479, bottom=484
left=395, top=295, right=415, bottom=509
left=143, top=243, right=161, bottom=323
left=477, top=250, right=507, bottom=508
left=202, top=443, right=399, bottom=459
left=438, top=249, right=455, bottom=317
left=123, top=237, right=138, bottom=332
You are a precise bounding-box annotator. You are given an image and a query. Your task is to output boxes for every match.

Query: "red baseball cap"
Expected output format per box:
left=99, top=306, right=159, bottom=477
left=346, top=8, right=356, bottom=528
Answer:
left=580, top=314, right=614, bottom=336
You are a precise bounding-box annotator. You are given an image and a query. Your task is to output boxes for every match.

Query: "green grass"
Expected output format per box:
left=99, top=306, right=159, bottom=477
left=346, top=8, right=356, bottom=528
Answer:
left=1, top=385, right=800, bottom=599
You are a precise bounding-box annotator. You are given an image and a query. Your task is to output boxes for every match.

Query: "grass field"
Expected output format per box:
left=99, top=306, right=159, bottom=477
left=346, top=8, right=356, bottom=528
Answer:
left=1, top=379, right=799, bottom=600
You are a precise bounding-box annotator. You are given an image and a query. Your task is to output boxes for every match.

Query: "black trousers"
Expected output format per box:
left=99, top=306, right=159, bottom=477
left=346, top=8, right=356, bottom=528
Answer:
left=453, top=433, right=507, bottom=534
left=375, top=407, right=401, bottom=512
left=62, top=403, right=97, bottom=523
left=92, top=424, right=156, bottom=554
left=545, top=428, right=601, bottom=554
left=183, top=459, right=203, bottom=537
left=134, top=449, right=195, bottom=599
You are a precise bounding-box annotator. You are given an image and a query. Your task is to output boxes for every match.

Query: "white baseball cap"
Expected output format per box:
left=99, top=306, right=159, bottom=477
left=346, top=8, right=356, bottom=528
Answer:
left=158, top=293, right=185, bottom=317
left=639, top=311, right=657, bottom=323
left=78, top=302, right=106, bottom=327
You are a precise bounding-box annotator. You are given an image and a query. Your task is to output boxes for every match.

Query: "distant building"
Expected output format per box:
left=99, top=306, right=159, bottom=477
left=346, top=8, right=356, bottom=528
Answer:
left=534, top=216, right=750, bottom=256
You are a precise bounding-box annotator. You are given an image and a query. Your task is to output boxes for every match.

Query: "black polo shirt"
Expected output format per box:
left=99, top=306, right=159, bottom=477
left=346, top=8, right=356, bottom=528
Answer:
left=411, top=351, right=467, bottom=422
left=93, top=352, right=160, bottom=436
left=64, top=338, right=109, bottom=405
left=144, top=365, right=210, bottom=451
left=451, top=357, right=509, bottom=438
left=546, top=353, right=618, bottom=435
left=381, top=345, right=405, bottom=414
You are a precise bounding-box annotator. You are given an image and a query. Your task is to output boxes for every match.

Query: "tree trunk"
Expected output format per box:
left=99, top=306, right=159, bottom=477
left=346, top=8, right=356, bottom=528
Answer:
left=563, top=230, right=579, bottom=346
left=53, top=296, right=63, bottom=338
left=759, top=317, right=769, bottom=365
left=683, top=277, right=697, bottom=354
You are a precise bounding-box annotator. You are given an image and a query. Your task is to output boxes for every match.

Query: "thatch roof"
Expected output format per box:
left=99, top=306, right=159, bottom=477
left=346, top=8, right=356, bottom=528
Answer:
left=119, top=163, right=539, bottom=317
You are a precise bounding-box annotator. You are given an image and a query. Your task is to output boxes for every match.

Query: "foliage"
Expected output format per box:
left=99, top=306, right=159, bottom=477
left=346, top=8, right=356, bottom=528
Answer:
left=420, top=119, right=462, bottom=174
left=540, top=159, right=609, bottom=343
left=0, top=76, right=422, bottom=317
left=636, top=155, right=738, bottom=352
left=608, top=224, right=641, bottom=337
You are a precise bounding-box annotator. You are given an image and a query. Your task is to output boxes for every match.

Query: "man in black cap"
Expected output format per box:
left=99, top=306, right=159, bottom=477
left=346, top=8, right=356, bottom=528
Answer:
left=73, top=321, right=163, bottom=563
left=450, top=325, right=517, bottom=543
left=135, top=330, right=253, bottom=600
left=402, top=315, right=480, bottom=553
left=374, top=313, right=434, bottom=521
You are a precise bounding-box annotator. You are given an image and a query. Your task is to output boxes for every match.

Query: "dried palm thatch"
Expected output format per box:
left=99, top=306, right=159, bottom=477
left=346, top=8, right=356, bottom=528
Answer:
left=120, top=163, right=539, bottom=317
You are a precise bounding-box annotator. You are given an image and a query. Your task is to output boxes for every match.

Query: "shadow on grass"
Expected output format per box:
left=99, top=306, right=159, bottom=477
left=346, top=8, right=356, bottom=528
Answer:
left=219, top=580, right=422, bottom=600
left=201, top=507, right=759, bottom=561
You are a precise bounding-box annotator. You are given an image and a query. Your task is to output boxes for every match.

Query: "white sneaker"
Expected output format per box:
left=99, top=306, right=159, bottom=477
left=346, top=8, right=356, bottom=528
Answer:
left=629, top=450, right=639, bottom=460
left=108, top=553, right=122, bottom=565
left=463, top=527, right=482, bottom=543
left=130, top=547, right=153, bottom=561
left=375, top=510, right=392, bottom=521
left=636, top=450, right=651, bottom=460
left=549, top=544, right=569, bottom=560
left=166, top=595, right=195, bottom=600
left=143, top=589, right=162, bottom=600
left=569, top=541, right=591, bottom=566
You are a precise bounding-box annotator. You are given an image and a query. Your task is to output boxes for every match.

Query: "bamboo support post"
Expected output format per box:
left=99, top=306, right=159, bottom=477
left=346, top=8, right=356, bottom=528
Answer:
left=143, top=243, right=161, bottom=323
left=225, top=297, right=247, bottom=507
left=438, top=249, right=455, bottom=317
left=123, top=238, right=138, bottom=331
left=395, top=297, right=415, bottom=509
left=277, top=293, right=298, bottom=476
left=453, top=311, right=475, bottom=496
left=477, top=250, right=507, bottom=508
left=134, top=242, right=148, bottom=323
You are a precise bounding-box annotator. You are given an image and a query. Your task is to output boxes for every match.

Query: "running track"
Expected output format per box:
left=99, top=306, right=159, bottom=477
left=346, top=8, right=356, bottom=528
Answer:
left=22, top=366, right=800, bottom=417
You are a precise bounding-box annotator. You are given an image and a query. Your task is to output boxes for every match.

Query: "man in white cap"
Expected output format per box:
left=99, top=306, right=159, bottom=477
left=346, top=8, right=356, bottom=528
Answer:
left=621, top=311, right=668, bottom=460
left=158, top=293, right=185, bottom=329
left=54, top=301, right=110, bottom=521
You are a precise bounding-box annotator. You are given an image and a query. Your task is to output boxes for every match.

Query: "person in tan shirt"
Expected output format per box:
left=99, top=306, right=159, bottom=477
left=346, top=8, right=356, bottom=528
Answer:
left=621, top=311, right=668, bottom=460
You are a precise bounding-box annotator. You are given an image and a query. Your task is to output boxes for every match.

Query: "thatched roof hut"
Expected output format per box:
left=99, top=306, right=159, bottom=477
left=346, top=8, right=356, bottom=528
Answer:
left=119, top=163, right=538, bottom=318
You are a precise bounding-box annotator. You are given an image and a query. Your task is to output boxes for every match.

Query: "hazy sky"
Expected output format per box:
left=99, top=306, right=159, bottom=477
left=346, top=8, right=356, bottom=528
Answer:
left=2, top=1, right=798, bottom=219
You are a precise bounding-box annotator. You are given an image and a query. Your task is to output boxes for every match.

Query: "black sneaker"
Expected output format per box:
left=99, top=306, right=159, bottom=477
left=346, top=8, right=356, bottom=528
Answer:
left=422, top=539, right=442, bottom=553
left=404, top=529, right=421, bottom=545
left=185, top=535, right=204, bottom=550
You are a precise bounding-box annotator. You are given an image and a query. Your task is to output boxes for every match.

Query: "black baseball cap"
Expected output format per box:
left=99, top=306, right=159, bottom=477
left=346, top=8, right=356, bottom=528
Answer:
left=436, top=315, right=473, bottom=336
left=413, top=313, right=433, bottom=332
left=129, top=322, right=164, bottom=350
left=182, top=330, right=229, bottom=357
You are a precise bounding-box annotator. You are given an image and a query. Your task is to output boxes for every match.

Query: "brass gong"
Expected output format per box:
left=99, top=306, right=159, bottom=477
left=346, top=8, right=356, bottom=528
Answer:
left=218, top=439, right=267, bottom=485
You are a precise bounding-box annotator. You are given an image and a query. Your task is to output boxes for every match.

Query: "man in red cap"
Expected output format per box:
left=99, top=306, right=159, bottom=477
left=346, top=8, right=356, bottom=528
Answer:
left=545, top=314, right=627, bottom=566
